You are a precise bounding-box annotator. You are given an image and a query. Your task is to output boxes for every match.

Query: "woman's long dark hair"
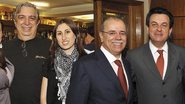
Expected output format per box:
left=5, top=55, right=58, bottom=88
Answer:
left=49, top=18, right=86, bottom=66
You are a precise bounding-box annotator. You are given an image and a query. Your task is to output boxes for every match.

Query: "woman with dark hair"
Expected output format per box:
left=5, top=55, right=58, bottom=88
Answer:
left=0, top=48, right=14, bottom=104
left=40, top=18, right=86, bottom=104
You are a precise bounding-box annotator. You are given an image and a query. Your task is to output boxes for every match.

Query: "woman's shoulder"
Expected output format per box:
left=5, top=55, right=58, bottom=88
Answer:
left=0, top=68, right=9, bottom=88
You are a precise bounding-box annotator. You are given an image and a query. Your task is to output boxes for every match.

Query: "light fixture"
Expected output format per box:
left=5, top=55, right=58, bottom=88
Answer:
left=71, top=14, right=94, bottom=20
left=106, top=12, right=116, bottom=16
left=29, top=1, right=50, bottom=7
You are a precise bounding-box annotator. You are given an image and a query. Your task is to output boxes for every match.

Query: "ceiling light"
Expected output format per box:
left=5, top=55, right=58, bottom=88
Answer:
left=106, top=12, right=116, bottom=16
left=29, top=1, right=50, bottom=7
left=71, top=14, right=94, bottom=20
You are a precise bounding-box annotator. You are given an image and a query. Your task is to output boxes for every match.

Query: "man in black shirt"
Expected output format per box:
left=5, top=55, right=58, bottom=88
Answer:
left=3, top=2, right=51, bottom=104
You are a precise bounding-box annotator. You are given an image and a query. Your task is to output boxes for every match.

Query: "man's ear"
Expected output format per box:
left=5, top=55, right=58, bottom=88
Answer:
left=169, top=28, right=172, bottom=36
left=99, top=32, right=103, bottom=43
left=146, top=27, right=149, bottom=33
left=13, top=19, right=16, bottom=25
left=36, top=20, right=40, bottom=26
left=13, top=19, right=18, bottom=29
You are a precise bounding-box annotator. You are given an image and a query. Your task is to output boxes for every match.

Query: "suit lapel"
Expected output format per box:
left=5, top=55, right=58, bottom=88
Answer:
left=95, top=49, right=125, bottom=93
left=164, top=43, right=176, bottom=80
left=142, top=43, right=162, bottom=80
left=122, top=58, right=133, bottom=102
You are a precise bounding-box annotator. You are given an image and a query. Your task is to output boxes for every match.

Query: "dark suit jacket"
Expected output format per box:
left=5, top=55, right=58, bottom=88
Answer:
left=66, top=49, right=135, bottom=104
left=127, top=42, right=185, bottom=104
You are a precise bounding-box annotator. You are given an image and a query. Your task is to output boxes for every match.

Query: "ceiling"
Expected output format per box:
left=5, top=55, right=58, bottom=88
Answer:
left=0, top=0, right=145, bottom=23
left=0, top=0, right=94, bottom=22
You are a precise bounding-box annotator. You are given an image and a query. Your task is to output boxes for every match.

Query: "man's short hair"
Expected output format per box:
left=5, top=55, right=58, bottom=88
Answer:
left=13, top=2, right=40, bottom=21
left=87, top=25, right=94, bottom=37
left=146, top=7, right=174, bottom=28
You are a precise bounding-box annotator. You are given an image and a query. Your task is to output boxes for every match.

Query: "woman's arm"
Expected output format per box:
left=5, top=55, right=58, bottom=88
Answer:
left=5, top=57, right=14, bottom=85
left=40, top=77, right=48, bottom=104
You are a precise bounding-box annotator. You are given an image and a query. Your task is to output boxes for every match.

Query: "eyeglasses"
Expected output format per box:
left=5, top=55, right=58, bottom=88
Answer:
left=102, top=31, right=127, bottom=36
left=21, top=42, right=28, bottom=57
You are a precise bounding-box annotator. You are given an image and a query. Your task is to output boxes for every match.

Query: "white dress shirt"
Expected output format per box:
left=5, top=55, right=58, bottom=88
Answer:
left=149, top=41, right=168, bottom=79
left=100, top=46, right=129, bottom=89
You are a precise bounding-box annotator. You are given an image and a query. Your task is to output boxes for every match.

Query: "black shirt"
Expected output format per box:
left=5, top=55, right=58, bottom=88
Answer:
left=3, top=37, right=51, bottom=104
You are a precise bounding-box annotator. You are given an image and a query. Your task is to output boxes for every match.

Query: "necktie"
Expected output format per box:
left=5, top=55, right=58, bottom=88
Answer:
left=114, top=60, right=128, bottom=98
left=156, top=50, right=164, bottom=78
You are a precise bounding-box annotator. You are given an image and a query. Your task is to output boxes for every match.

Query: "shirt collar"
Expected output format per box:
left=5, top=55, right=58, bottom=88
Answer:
left=149, top=40, right=168, bottom=54
left=100, top=46, right=122, bottom=63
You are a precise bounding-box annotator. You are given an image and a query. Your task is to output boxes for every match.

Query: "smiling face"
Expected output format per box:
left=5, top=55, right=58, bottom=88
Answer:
left=100, top=18, right=127, bottom=58
left=14, top=6, right=39, bottom=41
left=56, top=23, right=76, bottom=55
left=148, top=14, right=172, bottom=48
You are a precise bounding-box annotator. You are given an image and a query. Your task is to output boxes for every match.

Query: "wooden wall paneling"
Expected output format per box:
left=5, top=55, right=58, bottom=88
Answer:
left=150, top=0, right=163, bottom=8
left=128, top=4, right=144, bottom=49
left=173, top=17, right=185, bottom=39
left=94, top=0, right=102, bottom=48
left=151, top=0, right=169, bottom=10
left=168, top=0, right=185, bottom=16
left=128, top=6, right=134, bottom=49
left=151, top=0, right=185, bottom=16
left=102, top=1, right=129, bottom=14
left=135, top=4, right=144, bottom=48
left=172, top=17, right=185, bottom=47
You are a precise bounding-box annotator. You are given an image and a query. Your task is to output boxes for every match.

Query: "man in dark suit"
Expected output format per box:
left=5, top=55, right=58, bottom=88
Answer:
left=127, top=7, right=185, bottom=104
left=66, top=16, right=135, bottom=104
